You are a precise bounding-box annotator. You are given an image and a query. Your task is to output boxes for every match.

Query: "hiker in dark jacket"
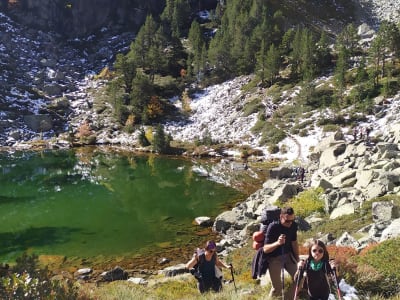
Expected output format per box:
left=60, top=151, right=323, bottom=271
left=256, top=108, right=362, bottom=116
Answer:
left=295, top=239, right=337, bottom=300
left=186, top=240, right=231, bottom=293
left=263, top=206, right=299, bottom=299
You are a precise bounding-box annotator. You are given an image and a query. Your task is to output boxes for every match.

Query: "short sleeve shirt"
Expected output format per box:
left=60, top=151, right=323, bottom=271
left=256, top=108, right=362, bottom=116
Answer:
left=264, top=221, right=298, bottom=257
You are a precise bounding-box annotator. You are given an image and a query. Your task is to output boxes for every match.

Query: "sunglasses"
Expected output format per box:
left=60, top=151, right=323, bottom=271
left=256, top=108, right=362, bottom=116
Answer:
left=312, top=248, right=324, bottom=254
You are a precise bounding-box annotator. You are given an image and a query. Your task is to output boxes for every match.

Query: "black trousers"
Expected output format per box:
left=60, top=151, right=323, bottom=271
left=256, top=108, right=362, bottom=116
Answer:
left=198, top=277, right=222, bottom=293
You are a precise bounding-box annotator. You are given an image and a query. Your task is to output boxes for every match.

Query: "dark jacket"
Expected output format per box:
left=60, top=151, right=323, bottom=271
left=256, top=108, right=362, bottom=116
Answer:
left=251, top=247, right=269, bottom=279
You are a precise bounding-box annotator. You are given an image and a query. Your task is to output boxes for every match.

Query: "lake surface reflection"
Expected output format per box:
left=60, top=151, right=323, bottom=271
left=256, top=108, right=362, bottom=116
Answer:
left=0, top=148, right=245, bottom=263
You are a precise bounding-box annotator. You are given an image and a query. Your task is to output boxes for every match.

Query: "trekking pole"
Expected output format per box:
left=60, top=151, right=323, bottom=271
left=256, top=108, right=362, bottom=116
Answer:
left=281, top=246, right=285, bottom=300
left=229, top=263, right=237, bottom=293
left=331, top=265, right=342, bottom=300
left=293, top=261, right=304, bottom=300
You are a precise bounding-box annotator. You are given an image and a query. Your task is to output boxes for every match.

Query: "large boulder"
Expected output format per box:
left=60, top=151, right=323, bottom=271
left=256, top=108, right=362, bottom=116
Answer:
left=330, top=203, right=355, bottom=219
left=372, top=202, right=399, bottom=223
left=23, top=115, right=53, bottom=132
left=269, top=183, right=302, bottom=203
left=269, top=167, right=293, bottom=179
left=318, top=143, right=347, bottom=169
left=214, top=210, right=240, bottom=233
left=380, top=219, right=400, bottom=241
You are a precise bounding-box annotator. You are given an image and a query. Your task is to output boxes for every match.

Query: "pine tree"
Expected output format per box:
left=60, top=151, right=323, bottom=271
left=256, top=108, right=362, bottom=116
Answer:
left=256, top=39, right=267, bottom=84
left=153, top=124, right=171, bottom=153
left=337, top=23, right=359, bottom=57
left=315, top=31, right=332, bottom=73
left=130, top=15, right=159, bottom=72
left=171, top=0, right=191, bottom=38
left=369, top=34, right=384, bottom=86
left=290, top=27, right=303, bottom=78
left=300, top=29, right=316, bottom=82
left=188, top=20, right=204, bottom=81
left=114, top=53, right=136, bottom=93
left=334, top=45, right=348, bottom=107
left=130, top=73, right=155, bottom=123
left=265, top=44, right=280, bottom=85
left=138, top=128, right=150, bottom=146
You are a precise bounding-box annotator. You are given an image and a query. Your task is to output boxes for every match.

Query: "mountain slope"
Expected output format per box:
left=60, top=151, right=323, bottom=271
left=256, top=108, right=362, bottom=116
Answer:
left=0, top=0, right=398, bottom=149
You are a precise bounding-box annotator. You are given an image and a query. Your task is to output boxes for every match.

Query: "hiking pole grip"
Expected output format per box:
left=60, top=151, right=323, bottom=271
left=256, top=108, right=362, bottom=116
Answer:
left=229, top=263, right=237, bottom=292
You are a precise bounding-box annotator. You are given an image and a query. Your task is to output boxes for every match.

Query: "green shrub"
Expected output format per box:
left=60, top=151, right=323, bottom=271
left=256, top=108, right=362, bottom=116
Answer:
left=290, top=127, right=300, bottom=135
left=268, top=144, right=280, bottom=154
left=280, top=187, right=325, bottom=218
left=0, top=253, right=79, bottom=300
left=299, top=129, right=309, bottom=137
left=352, top=239, right=400, bottom=297
left=251, top=118, right=266, bottom=135
left=322, top=124, right=339, bottom=132
left=243, top=98, right=263, bottom=117
left=259, top=123, right=287, bottom=146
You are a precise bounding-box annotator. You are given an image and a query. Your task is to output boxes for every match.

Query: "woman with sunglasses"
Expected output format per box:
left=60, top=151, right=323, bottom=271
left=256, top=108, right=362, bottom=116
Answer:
left=295, top=239, right=337, bottom=300
left=186, top=240, right=231, bottom=294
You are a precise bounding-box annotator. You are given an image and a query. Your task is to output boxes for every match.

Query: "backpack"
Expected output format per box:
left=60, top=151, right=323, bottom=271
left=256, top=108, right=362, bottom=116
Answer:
left=252, top=206, right=281, bottom=250
left=260, top=206, right=281, bottom=230
left=251, top=207, right=281, bottom=278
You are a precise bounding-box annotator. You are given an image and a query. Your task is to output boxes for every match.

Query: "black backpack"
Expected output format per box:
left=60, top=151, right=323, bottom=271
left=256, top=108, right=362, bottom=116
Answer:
left=260, top=206, right=281, bottom=231
left=251, top=206, right=281, bottom=279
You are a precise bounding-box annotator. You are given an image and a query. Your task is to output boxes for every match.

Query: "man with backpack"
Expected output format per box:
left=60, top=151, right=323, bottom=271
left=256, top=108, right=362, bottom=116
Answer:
left=263, top=206, right=299, bottom=299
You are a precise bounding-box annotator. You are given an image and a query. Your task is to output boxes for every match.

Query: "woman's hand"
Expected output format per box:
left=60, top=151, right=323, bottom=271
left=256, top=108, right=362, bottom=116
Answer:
left=329, top=259, right=336, bottom=269
left=297, top=259, right=305, bottom=269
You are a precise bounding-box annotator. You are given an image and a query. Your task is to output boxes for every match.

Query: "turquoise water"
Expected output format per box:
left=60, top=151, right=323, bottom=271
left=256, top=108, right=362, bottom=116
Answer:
left=0, top=149, right=244, bottom=263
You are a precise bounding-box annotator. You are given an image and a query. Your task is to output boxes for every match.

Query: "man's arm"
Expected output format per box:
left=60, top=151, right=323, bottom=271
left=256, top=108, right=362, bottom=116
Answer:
left=263, top=234, right=285, bottom=254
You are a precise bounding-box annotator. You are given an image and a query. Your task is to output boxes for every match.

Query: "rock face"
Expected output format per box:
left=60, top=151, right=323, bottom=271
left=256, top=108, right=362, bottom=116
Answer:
left=3, top=0, right=219, bottom=37
left=4, top=0, right=165, bottom=37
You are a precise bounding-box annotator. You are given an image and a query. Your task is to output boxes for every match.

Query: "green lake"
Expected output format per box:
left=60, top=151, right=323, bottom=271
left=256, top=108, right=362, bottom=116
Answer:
left=0, top=148, right=246, bottom=264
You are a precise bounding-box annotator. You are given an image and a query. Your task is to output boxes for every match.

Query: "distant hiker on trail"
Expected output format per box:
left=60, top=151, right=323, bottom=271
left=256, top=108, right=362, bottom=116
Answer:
left=294, top=239, right=338, bottom=300
left=365, top=126, right=372, bottom=144
left=263, top=207, right=299, bottom=299
left=352, top=127, right=358, bottom=141
left=186, top=240, right=231, bottom=294
left=299, top=167, right=305, bottom=183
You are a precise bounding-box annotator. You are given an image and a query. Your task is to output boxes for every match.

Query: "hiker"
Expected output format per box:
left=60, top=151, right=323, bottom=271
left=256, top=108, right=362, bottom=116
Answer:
left=299, top=167, right=305, bottom=183
left=186, top=240, right=232, bottom=294
left=294, top=240, right=337, bottom=300
left=263, top=207, right=299, bottom=299
left=365, top=126, right=372, bottom=144
left=352, top=126, right=358, bottom=141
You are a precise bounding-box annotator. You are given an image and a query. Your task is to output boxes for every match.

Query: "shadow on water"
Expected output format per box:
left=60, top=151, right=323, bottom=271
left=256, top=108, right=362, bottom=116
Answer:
left=0, top=226, right=81, bottom=256
left=0, top=195, right=35, bottom=204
